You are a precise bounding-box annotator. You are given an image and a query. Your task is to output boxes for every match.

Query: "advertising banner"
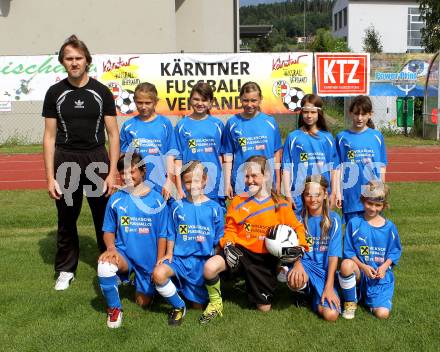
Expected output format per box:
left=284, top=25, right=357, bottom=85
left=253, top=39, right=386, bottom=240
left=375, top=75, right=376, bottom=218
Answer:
left=315, top=53, right=370, bottom=96
left=97, top=53, right=314, bottom=116
left=0, top=53, right=314, bottom=116
left=370, top=53, right=433, bottom=97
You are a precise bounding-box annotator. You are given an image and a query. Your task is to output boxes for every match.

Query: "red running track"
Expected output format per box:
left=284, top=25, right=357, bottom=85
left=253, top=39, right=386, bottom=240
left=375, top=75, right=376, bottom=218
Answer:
left=0, top=147, right=439, bottom=190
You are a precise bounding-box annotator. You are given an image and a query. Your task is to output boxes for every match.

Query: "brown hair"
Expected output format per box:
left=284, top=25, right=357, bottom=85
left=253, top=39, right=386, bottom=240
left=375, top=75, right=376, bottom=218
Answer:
left=239, top=81, right=263, bottom=99
left=58, top=35, right=92, bottom=71
left=360, top=180, right=390, bottom=209
left=134, top=82, right=158, bottom=102
left=117, top=152, right=146, bottom=175
left=181, top=160, right=208, bottom=179
left=298, top=94, right=329, bottom=133
left=301, top=175, right=332, bottom=242
left=190, top=82, right=214, bottom=101
left=349, top=95, right=375, bottom=129
left=245, top=155, right=280, bottom=211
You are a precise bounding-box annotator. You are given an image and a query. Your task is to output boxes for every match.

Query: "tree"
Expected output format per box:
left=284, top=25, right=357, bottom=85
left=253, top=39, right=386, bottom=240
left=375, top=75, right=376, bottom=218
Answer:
left=362, top=25, right=383, bottom=53
left=418, top=0, right=440, bottom=52
left=308, top=29, right=350, bottom=52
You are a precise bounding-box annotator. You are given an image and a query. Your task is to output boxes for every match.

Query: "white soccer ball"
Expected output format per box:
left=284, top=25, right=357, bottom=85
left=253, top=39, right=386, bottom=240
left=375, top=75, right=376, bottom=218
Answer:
left=115, top=89, right=136, bottom=114
left=282, top=87, right=304, bottom=112
left=265, top=224, right=299, bottom=258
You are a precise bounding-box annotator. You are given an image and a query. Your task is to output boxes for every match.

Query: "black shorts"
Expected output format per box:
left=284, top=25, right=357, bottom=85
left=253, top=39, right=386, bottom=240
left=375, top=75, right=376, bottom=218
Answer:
left=222, top=245, right=278, bottom=305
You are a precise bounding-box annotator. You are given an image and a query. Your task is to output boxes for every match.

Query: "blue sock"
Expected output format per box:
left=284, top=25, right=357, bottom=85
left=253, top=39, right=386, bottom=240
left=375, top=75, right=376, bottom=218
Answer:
left=156, top=279, right=185, bottom=309
left=338, top=273, right=357, bottom=302
left=99, top=275, right=122, bottom=309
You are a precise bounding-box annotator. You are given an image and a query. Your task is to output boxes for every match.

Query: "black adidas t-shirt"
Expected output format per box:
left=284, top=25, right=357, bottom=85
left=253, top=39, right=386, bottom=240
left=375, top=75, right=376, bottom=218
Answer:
left=42, top=78, right=116, bottom=150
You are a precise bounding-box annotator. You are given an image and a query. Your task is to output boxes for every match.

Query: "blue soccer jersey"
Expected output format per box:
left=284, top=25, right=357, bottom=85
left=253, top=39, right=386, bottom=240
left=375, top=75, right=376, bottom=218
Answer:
left=344, top=216, right=402, bottom=286
left=302, top=211, right=342, bottom=270
left=120, top=115, right=177, bottom=192
left=282, top=129, right=339, bottom=214
left=167, top=198, right=224, bottom=257
left=221, top=112, right=282, bottom=193
left=336, top=128, right=388, bottom=214
left=174, top=115, right=224, bottom=200
left=102, top=189, right=169, bottom=273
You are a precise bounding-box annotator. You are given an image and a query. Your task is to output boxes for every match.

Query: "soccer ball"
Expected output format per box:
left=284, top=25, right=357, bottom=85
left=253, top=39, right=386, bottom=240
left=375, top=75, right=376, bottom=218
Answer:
left=265, top=224, right=302, bottom=263
left=115, top=89, right=136, bottom=114
left=283, top=87, right=305, bottom=112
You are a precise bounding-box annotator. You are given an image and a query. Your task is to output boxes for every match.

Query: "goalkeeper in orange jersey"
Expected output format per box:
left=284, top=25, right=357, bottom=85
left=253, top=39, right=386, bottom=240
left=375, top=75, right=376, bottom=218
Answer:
left=198, top=155, right=307, bottom=324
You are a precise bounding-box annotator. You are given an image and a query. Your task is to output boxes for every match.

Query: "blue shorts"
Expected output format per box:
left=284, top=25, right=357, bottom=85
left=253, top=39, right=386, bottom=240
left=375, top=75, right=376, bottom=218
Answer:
left=164, top=255, right=209, bottom=304
left=301, top=259, right=340, bottom=312
left=343, top=211, right=364, bottom=224
left=117, top=247, right=155, bottom=296
left=358, top=271, right=394, bottom=310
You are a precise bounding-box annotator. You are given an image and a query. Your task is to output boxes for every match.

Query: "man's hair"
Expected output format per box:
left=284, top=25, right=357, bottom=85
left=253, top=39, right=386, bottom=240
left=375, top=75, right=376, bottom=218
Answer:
left=58, top=35, right=92, bottom=71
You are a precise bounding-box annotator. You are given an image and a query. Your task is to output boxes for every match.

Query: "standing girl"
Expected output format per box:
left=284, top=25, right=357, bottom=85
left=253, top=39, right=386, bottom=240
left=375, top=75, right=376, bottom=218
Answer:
left=198, top=155, right=307, bottom=324
left=336, top=95, right=387, bottom=223
left=120, top=82, right=176, bottom=200
left=282, top=94, right=339, bottom=217
left=338, top=181, right=401, bottom=320
left=174, top=82, right=225, bottom=205
left=287, top=175, right=342, bottom=322
left=222, top=81, right=283, bottom=197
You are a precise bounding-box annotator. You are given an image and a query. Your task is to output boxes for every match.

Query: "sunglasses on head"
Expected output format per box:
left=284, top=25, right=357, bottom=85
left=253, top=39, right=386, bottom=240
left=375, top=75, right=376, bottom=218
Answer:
left=301, top=107, right=321, bottom=112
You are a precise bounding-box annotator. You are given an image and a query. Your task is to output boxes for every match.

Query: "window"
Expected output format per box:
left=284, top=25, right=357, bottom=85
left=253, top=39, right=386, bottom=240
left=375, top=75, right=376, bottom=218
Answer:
left=407, top=7, right=425, bottom=50
left=339, top=11, right=342, bottom=29
left=334, top=13, right=338, bottom=31
left=343, top=8, right=347, bottom=27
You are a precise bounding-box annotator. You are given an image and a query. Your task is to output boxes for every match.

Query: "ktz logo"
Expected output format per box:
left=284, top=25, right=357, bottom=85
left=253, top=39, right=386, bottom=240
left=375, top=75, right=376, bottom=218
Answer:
left=132, top=139, right=140, bottom=148
left=238, top=137, right=247, bottom=147
left=360, top=246, right=369, bottom=255
left=300, top=153, right=308, bottom=162
left=179, top=224, right=189, bottom=235
left=347, top=150, right=355, bottom=159
left=244, top=223, right=251, bottom=232
left=306, top=237, right=314, bottom=246
left=188, top=139, right=196, bottom=148
left=121, top=216, right=130, bottom=226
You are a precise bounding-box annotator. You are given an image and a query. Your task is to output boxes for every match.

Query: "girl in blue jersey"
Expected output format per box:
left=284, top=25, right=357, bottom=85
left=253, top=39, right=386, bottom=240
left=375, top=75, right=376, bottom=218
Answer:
left=282, top=94, right=339, bottom=217
left=222, top=81, right=282, bottom=197
left=287, top=175, right=342, bottom=322
left=338, top=181, right=401, bottom=320
left=174, top=82, right=225, bottom=205
left=336, top=95, right=387, bottom=223
left=97, top=152, right=168, bottom=328
left=153, top=160, right=224, bottom=326
left=119, top=82, right=176, bottom=200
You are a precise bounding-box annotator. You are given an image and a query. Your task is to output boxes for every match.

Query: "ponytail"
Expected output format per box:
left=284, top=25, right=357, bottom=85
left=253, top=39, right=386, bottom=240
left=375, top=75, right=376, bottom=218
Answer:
left=366, top=118, right=375, bottom=129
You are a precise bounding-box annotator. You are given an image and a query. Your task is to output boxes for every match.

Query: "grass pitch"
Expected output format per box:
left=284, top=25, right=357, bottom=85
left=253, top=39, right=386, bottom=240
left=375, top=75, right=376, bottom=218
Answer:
left=1, top=183, right=439, bottom=352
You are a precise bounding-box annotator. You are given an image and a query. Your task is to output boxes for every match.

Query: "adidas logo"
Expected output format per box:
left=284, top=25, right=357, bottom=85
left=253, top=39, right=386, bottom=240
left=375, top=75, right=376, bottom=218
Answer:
left=74, top=100, right=85, bottom=108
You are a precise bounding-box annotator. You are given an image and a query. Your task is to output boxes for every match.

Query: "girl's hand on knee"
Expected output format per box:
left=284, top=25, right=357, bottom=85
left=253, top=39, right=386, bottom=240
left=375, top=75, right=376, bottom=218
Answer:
left=156, top=253, right=173, bottom=265
left=361, top=264, right=377, bottom=279
left=98, top=247, right=119, bottom=265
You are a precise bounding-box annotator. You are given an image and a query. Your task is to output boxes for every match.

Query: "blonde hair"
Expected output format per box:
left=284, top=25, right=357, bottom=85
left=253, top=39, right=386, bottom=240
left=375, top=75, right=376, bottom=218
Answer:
left=301, top=175, right=331, bottom=242
left=245, top=155, right=280, bottom=211
left=360, top=180, right=390, bottom=209
left=134, top=82, right=159, bottom=102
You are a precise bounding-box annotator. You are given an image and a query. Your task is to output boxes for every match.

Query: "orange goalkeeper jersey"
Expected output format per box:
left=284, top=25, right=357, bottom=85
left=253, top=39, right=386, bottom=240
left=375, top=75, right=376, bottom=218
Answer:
left=219, top=194, right=307, bottom=254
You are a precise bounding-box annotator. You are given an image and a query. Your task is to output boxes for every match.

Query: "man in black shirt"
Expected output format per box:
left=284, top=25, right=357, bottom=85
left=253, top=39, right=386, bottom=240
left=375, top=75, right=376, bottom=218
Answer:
left=42, top=35, right=119, bottom=290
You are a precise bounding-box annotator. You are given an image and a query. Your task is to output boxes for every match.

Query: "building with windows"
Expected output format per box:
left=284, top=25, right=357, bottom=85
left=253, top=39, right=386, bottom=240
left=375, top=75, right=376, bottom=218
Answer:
left=332, top=0, right=424, bottom=53
left=0, top=0, right=239, bottom=54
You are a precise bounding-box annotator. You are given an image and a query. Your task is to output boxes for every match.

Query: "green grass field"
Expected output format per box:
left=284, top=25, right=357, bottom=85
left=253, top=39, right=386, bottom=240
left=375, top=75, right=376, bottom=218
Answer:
left=1, top=184, right=439, bottom=352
